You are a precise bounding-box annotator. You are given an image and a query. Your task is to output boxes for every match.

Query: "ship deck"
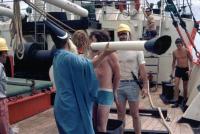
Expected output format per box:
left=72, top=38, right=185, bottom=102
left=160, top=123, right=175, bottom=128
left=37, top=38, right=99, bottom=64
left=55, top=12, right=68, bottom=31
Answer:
left=13, top=86, right=194, bottom=134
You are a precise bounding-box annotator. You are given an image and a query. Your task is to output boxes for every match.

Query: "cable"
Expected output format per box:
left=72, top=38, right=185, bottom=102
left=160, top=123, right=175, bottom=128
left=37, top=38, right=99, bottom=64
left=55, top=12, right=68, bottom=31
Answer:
left=165, top=0, right=200, bottom=59
left=23, top=0, right=75, bottom=32
left=147, top=80, right=173, bottom=134
left=186, top=0, right=200, bottom=34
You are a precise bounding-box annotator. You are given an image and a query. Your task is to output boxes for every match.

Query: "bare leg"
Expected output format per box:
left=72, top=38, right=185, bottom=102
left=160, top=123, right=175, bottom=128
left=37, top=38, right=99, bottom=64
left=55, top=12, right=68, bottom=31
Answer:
left=174, top=77, right=180, bottom=101
left=0, top=99, right=10, bottom=134
left=117, top=100, right=127, bottom=128
left=96, top=105, right=110, bottom=132
left=93, top=103, right=98, bottom=129
left=183, top=80, right=188, bottom=100
left=129, top=101, right=141, bottom=134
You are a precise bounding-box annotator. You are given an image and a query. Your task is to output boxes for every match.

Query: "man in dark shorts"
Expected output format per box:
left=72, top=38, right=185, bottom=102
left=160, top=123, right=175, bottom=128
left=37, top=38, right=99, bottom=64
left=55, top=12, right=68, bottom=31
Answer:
left=171, top=38, right=193, bottom=108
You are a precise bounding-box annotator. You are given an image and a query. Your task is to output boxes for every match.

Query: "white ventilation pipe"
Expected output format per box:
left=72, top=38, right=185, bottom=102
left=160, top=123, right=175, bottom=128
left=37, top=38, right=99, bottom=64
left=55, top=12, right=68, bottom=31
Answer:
left=0, top=6, right=14, bottom=18
left=42, top=0, right=88, bottom=17
left=0, top=6, right=25, bottom=18
left=91, top=35, right=171, bottom=55
left=91, top=41, right=146, bottom=51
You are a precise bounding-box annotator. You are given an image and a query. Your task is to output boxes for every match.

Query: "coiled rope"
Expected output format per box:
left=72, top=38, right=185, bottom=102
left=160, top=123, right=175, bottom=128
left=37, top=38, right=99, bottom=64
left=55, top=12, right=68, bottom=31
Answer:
left=10, top=0, right=25, bottom=59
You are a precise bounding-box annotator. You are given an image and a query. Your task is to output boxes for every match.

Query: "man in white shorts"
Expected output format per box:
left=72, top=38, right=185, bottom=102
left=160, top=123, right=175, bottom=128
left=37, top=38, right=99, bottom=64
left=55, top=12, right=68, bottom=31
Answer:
left=116, top=24, right=148, bottom=134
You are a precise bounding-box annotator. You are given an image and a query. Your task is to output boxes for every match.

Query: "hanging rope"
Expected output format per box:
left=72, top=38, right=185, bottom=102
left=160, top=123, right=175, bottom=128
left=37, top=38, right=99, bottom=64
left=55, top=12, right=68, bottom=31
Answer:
left=10, top=0, right=25, bottom=60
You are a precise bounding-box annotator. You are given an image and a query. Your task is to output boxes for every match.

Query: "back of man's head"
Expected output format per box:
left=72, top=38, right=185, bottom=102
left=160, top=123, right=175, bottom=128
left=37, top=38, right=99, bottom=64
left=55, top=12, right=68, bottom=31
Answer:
left=90, top=30, right=110, bottom=42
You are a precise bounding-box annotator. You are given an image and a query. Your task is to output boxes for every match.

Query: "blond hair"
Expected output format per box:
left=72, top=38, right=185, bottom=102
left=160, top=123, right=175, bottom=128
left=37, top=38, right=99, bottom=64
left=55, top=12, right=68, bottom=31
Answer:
left=72, top=30, right=90, bottom=57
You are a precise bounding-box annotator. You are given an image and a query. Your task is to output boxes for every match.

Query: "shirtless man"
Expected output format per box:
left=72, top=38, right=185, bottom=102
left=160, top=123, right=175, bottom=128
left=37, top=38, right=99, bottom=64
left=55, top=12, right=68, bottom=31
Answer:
left=142, top=7, right=157, bottom=40
left=171, top=38, right=193, bottom=108
left=90, top=30, right=120, bottom=132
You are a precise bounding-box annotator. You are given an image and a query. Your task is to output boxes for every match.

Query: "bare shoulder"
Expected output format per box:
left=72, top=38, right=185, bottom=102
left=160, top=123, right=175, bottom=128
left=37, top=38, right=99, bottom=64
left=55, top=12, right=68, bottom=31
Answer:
left=109, top=52, right=118, bottom=61
left=173, top=49, right=178, bottom=54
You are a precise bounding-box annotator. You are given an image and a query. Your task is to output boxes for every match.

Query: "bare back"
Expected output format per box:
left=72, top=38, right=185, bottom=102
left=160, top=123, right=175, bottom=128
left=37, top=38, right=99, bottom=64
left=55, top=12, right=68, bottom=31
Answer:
left=173, top=48, right=190, bottom=68
left=95, top=56, right=113, bottom=89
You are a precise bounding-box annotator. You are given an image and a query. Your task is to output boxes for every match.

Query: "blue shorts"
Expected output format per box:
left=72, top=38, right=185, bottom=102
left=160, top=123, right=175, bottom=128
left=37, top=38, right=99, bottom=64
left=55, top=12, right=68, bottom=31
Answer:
left=97, top=89, right=114, bottom=106
left=117, top=81, right=140, bottom=102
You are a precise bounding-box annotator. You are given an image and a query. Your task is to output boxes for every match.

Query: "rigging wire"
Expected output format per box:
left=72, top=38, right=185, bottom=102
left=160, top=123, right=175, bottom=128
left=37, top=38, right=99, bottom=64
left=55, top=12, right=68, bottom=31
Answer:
left=23, top=0, right=75, bottom=32
left=170, top=12, right=188, bottom=48
left=165, top=0, right=200, bottom=59
left=185, top=0, right=200, bottom=35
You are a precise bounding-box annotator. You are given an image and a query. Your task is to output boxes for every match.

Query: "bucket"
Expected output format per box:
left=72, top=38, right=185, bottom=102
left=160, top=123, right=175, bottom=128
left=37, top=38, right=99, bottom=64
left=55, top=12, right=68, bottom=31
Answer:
left=165, top=84, right=174, bottom=100
left=161, top=81, right=171, bottom=96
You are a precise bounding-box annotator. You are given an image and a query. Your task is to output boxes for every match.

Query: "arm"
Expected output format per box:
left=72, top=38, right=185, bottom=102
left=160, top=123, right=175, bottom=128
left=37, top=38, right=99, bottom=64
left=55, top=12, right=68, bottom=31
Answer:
left=171, top=51, right=176, bottom=76
left=92, top=51, right=113, bottom=68
left=142, top=7, right=148, bottom=18
left=139, top=64, right=148, bottom=95
left=109, top=53, right=120, bottom=93
left=148, top=17, right=156, bottom=28
left=187, top=50, right=193, bottom=73
left=138, top=51, right=148, bottom=96
left=109, top=53, right=120, bottom=103
left=92, top=43, right=115, bottom=68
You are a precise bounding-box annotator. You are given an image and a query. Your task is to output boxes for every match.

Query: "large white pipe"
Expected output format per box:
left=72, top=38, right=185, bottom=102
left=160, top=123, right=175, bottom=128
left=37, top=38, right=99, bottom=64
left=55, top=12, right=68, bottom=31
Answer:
left=0, top=6, right=25, bottom=19
left=91, top=41, right=147, bottom=51
left=91, top=35, right=172, bottom=55
left=0, top=6, right=13, bottom=18
left=42, top=0, right=88, bottom=17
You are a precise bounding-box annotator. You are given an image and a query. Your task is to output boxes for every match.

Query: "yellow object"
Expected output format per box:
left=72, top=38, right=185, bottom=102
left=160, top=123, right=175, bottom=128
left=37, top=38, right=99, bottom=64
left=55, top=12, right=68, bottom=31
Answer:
left=117, top=24, right=131, bottom=33
left=0, top=38, right=9, bottom=51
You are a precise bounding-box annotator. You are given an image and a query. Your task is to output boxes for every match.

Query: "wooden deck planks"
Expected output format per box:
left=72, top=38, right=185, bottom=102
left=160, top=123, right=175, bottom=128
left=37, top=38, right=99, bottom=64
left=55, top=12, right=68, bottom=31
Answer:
left=13, top=86, right=194, bottom=134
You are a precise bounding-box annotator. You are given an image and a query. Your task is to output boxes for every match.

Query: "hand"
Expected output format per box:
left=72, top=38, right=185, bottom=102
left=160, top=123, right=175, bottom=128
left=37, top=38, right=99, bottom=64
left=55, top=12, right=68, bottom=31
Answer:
left=186, top=69, right=192, bottom=77
left=102, top=42, right=116, bottom=56
left=170, top=71, right=174, bottom=79
left=113, top=91, right=119, bottom=106
left=141, top=88, right=148, bottom=98
left=141, top=7, right=145, bottom=11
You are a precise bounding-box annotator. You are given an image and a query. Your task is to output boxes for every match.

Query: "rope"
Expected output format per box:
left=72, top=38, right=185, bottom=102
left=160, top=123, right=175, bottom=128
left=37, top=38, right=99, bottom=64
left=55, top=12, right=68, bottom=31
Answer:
left=10, top=0, right=25, bottom=60
left=147, top=80, right=173, bottom=134
left=23, top=0, right=75, bottom=32
left=170, top=12, right=188, bottom=48
left=165, top=0, right=200, bottom=59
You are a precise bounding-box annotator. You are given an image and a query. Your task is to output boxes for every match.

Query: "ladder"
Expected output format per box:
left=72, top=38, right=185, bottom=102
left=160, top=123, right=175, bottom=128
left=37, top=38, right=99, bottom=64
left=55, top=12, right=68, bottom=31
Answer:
left=33, top=0, right=46, bottom=49
left=145, top=55, right=160, bottom=91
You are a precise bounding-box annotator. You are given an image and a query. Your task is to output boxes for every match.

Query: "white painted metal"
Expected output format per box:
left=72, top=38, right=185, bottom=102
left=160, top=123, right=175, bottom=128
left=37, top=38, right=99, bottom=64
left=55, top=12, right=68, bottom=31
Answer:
left=187, top=64, right=200, bottom=105
left=183, top=92, right=200, bottom=121
left=49, top=65, right=55, bottom=88
left=42, top=0, right=88, bottom=17
left=0, top=6, right=13, bottom=18
left=0, top=6, right=25, bottom=18
left=91, top=41, right=146, bottom=51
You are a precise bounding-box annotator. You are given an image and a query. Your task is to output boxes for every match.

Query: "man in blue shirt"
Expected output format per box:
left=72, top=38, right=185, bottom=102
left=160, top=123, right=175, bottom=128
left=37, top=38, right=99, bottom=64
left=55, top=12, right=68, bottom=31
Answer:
left=46, top=21, right=114, bottom=134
